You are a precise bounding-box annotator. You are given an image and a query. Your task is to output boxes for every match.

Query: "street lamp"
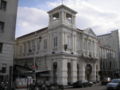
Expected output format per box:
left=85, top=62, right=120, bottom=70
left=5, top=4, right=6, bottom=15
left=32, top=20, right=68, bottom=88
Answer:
left=33, top=32, right=42, bottom=83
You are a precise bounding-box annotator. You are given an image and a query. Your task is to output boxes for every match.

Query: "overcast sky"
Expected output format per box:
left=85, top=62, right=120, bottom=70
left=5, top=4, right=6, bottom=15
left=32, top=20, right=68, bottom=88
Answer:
left=16, top=0, right=120, bottom=37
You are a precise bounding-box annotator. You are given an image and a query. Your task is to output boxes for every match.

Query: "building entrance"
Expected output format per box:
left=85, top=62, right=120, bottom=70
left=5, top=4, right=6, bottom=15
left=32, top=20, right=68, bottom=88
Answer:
left=67, top=63, right=72, bottom=85
left=53, top=62, right=57, bottom=83
left=85, top=64, right=92, bottom=81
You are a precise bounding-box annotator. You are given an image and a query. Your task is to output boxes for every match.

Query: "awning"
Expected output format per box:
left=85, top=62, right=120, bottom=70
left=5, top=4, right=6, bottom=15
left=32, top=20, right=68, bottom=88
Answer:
left=36, top=70, right=50, bottom=77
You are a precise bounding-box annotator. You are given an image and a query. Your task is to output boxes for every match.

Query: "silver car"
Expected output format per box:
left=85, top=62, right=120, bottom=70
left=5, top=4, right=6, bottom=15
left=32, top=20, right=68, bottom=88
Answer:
left=107, top=79, right=120, bottom=90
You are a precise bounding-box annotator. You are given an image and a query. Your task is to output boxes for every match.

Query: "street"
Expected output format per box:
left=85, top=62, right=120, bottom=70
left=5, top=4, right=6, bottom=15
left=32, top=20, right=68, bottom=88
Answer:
left=65, top=84, right=106, bottom=90
left=16, top=83, right=107, bottom=90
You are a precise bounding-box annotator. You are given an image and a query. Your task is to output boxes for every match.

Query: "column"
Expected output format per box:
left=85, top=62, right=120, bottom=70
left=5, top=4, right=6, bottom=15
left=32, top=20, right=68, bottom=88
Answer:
left=79, top=37, right=82, bottom=51
left=49, top=59, right=54, bottom=83
left=71, top=32, right=74, bottom=52
left=72, top=33, right=77, bottom=54
left=72, top=34, right=75, bottom=53
left=81, top=37, right=84, bottom=54
left=79, top=61, right=85, bottom=81
left=87, top=39, right=89, bottom=56
left=93, top=41, right=95, bottom=57
left=61, top=10, right=65, bottom=24
left=95, top=61, right=100, bottom=81
left=58, top=59, right=68, bottom=85
left=72, top=15, right=75, bottom=28
left=94, top=41, right=97, bottom=58
left=91, top=63, right=96, bottom=82
left=47, top=33, right=50, bottom=53
left=71, top=60, right=77, bottom=83
left=74, top=35, right=77, bottom=54
left=60, top=31, right=65, bottom=52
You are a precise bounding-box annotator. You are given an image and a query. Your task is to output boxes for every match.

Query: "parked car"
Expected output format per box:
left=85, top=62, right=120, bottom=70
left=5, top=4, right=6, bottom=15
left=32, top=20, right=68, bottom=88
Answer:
left=116, top=82, right=120, bottom=90
left=88, top=81, right=93, bottom=87
left=107, top=79, right=120, bottom=90
left=101, top=77, right=111, bottom=85
left=72, top=80, right=93, bottom=88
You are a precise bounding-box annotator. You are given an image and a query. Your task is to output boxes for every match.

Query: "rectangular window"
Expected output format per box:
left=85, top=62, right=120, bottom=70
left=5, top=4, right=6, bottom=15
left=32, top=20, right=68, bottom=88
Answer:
left=1, top=63, right=7, bottom=73
left=54, top=37, right=58, bottom=48
left=27, top=41, right=31, bottom=53
left=0, top=21, right=4, bottom=32
left=44, top=39, right=47, bottom=49
left=20, top=46, right=22, bottom=55
left=24, top=43, right=27, bottom=55
left=0, top=43, right=3, bottom=53
left=32, top=40, right=35, bottom=51
left=37, top=39, right=40, bottom=51
left=67, top=35, right=72, bottom=49
left=0, top=0, right=7, bottom=10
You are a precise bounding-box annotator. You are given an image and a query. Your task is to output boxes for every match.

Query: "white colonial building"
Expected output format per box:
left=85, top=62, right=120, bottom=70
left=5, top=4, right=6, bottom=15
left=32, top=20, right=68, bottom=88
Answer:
left=99, top=44, right=116, bottom=79
left=0, top=0, right=18, bottom=82
left=15, top=5, right=101, bottom=85
left=98, top=30, right=120, bottom=73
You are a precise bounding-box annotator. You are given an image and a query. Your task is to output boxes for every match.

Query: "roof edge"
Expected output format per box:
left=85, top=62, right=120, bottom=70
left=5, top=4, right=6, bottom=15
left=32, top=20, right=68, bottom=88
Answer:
left=17, top=27, right=48, bottom=40
left=48, top=5, right=77, bottom=14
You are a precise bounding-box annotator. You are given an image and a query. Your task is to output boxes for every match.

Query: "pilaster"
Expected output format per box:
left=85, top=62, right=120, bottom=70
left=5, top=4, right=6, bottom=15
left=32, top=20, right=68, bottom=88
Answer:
left=79, top=61, right=85, bottom=81
left=91, top=63, right=96, bottom=81
left=71, top=60, right=77, bottom=83
left=57, top=59, right=68, bottom=85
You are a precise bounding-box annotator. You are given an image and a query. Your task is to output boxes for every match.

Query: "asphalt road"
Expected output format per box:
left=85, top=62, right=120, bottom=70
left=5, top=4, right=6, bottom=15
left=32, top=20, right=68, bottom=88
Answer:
left=16, top=83, right=106, bottom=90
left=65, top=84, right=106, bottom=90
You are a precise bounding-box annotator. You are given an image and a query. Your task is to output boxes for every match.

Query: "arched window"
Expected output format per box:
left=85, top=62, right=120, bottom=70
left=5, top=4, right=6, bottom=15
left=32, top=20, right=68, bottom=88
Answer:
left=53, top=62, right=57, bottom=83
left=67, top=62, right=71, bottom=85
left=85, top=64, right=92, bottom=81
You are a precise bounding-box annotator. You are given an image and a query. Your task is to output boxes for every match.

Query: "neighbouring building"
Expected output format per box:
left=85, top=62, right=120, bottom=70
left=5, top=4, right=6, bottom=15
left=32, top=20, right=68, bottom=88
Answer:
left=98, top=30, right=120, bottom=75
left=0, top=0, right=18, bottom=82
left=15, top=5, right=117, bottom=85
left=99, top=45, right=116, bottom=79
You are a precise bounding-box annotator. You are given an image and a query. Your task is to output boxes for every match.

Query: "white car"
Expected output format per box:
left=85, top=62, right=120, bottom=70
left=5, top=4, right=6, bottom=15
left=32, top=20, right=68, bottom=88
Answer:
left=107, top=79, right=120, bottom=90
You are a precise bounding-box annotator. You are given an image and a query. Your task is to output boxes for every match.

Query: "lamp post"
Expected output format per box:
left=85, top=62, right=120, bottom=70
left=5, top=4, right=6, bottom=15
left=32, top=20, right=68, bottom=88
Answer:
left=32, top=32, right=37, bottom=83
left=33, top=32, right=42, bottom=83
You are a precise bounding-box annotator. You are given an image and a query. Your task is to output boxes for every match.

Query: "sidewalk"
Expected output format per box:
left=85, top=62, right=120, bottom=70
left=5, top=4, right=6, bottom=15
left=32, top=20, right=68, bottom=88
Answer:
left=15, top=83, right=101, bottom=90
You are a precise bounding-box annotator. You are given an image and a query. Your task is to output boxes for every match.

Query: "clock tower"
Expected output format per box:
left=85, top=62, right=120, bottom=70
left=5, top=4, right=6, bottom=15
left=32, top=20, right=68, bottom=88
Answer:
left=48, top=5, right=77, bottom=29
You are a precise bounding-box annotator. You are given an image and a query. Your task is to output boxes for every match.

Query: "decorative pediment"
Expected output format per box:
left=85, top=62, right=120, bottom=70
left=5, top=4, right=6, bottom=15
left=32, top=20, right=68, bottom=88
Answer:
left=84, top=28, right=96, bottom=37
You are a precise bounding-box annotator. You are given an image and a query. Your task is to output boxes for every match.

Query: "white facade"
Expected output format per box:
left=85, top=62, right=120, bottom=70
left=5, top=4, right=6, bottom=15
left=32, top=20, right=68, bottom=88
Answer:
left=99, top=45, right=116, bottom=79
left=15, top=5, right=100, bottom=85
left=98, top=30, right=120, bottom=72
left=0, top=0, right=18, bottom=81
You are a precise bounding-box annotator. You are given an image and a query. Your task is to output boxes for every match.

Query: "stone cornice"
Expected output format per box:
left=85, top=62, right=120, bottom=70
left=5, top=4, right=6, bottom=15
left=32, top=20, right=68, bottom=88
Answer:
left=47, top=5, right=77, bottom=14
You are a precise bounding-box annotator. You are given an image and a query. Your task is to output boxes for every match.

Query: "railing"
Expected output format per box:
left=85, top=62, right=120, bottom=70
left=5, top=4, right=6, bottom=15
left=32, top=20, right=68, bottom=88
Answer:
left=77, top=50, right=98, bottom=59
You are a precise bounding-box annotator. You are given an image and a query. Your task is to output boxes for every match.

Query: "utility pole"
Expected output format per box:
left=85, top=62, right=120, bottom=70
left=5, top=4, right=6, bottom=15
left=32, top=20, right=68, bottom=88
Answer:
left=33, top=32, right=42, bottom=83
left=33, top=31, right=37, bottom=83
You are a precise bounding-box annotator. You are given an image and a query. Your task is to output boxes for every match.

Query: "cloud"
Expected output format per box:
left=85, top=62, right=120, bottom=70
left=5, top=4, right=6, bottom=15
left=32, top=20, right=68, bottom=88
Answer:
left=16, top=7, right=48, bottom=37
left=47, top=0, right=120, bottom=35
left=16, top=0, right=120, bottom=37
